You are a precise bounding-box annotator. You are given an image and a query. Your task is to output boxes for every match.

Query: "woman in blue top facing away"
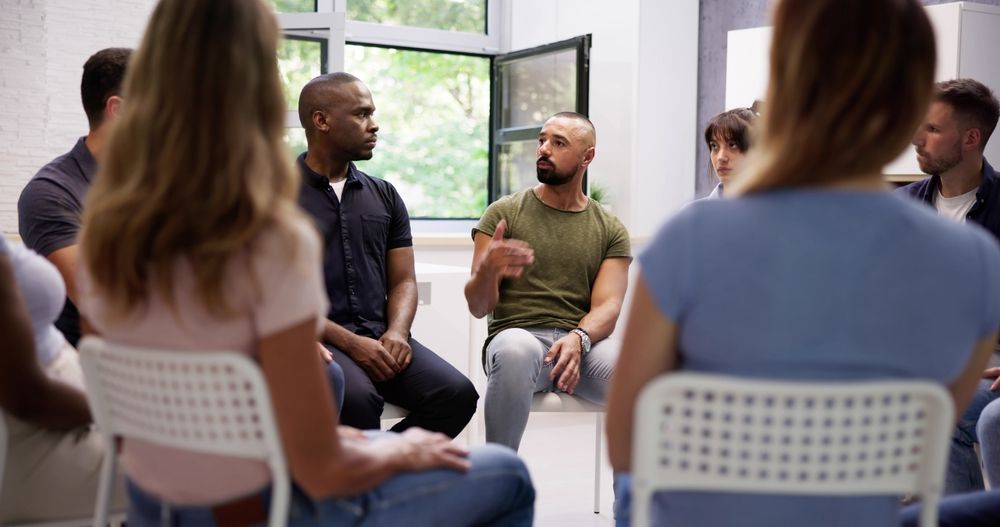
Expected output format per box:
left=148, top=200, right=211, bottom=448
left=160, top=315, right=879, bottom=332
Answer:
left=606, top=1, right=1000, bottom=526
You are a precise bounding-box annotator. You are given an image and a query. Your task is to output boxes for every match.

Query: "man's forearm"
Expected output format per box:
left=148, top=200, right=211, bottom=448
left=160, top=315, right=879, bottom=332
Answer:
left=323, top=320, right=359, bottom=353
left=577, top=301, right=624, bottom=343
left=384, top=281, right=417, bottom=336
left=464, top=269, right=500, bottom=319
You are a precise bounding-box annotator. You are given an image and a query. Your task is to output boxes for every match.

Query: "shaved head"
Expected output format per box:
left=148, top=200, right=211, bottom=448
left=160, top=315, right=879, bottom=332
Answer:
left=298, top=72, right=363, bottom=136
left=546, top=111, right=596, bottom=149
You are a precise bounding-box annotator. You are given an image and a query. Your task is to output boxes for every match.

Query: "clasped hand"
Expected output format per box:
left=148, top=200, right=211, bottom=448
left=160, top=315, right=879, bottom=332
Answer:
left=544, top=333, right=583, bottom=394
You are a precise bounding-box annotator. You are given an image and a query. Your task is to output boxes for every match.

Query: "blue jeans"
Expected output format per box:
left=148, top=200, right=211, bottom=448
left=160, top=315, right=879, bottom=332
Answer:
left=946, top=380, right=1000, bottom=493
left=125, top=442, right=534, bottom=527
left=900, top=489, right=1000, bottom=527
left=484, top=327, right=617, bottom=450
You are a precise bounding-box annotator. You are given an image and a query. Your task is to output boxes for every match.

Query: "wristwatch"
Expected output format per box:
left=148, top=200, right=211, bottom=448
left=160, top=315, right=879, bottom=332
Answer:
left=571, top=328, right=592, bottom=355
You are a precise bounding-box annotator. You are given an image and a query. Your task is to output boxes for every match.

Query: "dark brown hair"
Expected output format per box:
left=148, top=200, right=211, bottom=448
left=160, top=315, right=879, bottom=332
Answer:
left=934, top=78, right=1000, bottom=151
left=735, top=0, right=935, bottom=194
left=81, top=48, right=132, bottom=129
left=704, top=105, right=758, bottom=153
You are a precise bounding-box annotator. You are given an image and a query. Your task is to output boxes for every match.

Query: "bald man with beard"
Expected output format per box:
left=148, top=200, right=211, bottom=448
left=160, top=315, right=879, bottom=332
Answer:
left=296, top=73, right=478, bottom=437
left=464, top=112, right=632, bottom=451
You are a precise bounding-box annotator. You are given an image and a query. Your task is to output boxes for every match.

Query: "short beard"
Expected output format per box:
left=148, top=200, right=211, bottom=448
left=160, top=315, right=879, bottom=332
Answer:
left=536, top=166, right=575, bottom=186
left=919, top=142, right=963, bottom=176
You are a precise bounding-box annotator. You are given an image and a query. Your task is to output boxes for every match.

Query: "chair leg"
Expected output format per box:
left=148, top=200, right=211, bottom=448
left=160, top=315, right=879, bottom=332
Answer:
left=594, top=412, right=602, bottom=514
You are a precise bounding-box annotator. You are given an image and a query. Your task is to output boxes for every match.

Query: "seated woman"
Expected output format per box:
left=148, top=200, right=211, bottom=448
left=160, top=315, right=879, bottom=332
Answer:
left=75, top=1, right=533, bottom=526
left=0, top=237, right=125, bottom=523
left=703, top=104, right=758, bottom=199
left=606, top=1, right=1000, bottom=526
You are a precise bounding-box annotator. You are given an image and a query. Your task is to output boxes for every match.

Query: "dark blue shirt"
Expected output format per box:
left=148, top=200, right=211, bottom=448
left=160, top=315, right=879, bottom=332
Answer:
left=297, top=154, right=412, bottom=337
left=17, top=136, right=97, bottom=347
left=896, top=158, right=1000, bottom=242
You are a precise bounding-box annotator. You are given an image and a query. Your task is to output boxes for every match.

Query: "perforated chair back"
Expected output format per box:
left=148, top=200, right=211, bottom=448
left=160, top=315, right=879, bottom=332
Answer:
left=77, top=336, right=289, bottom=527
left=632, top=372, right=953, bottom=527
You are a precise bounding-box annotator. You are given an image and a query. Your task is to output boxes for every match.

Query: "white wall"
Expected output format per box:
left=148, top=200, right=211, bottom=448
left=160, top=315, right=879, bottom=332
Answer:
left=0, top=0, right=155, bottom=238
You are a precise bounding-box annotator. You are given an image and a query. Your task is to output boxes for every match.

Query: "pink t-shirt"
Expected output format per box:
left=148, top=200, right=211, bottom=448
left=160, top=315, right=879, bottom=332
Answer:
left=77, top=218, right=328, bottom=505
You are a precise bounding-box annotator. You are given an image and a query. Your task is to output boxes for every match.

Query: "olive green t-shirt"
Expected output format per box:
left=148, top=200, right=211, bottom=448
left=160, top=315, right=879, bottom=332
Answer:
left=473, top=188, right=632, bottom=344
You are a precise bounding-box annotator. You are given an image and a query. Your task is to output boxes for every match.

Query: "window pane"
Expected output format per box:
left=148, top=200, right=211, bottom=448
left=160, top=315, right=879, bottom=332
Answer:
left=277, top=37, right=323, bottom=112
left=500, top=48, right=577, bottom=129
left=345, top=45, right=489, bottom=219
left=498, top=141, right=538, bottom=197
left=347, top=0, right=487, bottom=33
left=266, top=0, right=315, bottom=12
left=284, top=128, right=308, bottom=160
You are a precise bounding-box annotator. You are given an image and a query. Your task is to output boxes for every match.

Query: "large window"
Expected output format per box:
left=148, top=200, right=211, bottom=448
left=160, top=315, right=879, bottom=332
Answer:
left=268, top=1, right=589, bottom=221
left=346, top=0, right=487, bottom=33
left=344, top=45, right=489, bottom=218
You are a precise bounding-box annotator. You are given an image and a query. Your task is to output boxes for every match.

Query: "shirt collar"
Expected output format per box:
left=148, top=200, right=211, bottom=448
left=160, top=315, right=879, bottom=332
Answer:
left=297, top=153, right=366, bottom=190
left=72, top=136, right=98, bottom=183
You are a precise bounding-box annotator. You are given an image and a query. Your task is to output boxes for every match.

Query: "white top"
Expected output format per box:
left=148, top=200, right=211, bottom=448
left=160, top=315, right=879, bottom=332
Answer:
left=330, top=178, right=347, bottom=201
left=934, top=187, right=978, bottom=222
left=0, top=237, right=67, bottom=366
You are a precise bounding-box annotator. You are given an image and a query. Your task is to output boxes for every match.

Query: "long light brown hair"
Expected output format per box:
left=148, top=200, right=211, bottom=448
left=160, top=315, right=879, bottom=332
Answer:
left=80, top=0, right=301, bottom=318
left=733, top=0, right=936, bottom=194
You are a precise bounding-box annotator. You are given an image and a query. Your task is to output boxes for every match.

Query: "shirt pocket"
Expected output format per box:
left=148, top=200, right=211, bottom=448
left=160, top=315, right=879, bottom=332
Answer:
left=360, top=212, right=390, bottom=260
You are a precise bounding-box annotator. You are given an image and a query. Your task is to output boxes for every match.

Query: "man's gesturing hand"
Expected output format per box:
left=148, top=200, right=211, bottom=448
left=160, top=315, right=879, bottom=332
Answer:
left=480, top=219, right=534, bottom=281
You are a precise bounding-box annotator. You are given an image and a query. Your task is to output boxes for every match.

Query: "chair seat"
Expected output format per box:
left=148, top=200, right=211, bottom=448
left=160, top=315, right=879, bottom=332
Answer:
left=531, top=391, right=604, bottom=413
left=381, top=402, right=409, bottom=420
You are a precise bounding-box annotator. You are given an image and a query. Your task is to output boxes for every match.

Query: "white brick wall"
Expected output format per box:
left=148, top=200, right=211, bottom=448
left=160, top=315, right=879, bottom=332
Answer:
left=0, top=0, right=155, bottom=237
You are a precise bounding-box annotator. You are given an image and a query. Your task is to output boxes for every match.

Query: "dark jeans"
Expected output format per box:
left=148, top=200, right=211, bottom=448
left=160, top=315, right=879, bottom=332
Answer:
left=324, top=337, right=478, bottom=438
left=900, top=489, right=1000, bottom=527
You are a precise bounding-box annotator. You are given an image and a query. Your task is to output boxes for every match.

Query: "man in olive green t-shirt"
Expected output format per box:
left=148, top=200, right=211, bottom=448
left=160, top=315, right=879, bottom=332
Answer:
left=465, top=112, right=631, bottom=450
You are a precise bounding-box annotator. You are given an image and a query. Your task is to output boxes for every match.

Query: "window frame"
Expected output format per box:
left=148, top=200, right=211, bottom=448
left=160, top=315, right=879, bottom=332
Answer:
left=490, top=34, right=592, bottom=198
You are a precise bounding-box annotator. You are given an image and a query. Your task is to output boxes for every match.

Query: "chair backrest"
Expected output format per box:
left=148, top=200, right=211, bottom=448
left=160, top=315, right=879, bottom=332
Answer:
left=631, top=372, right=953, bottom=527
left=77, top=336, right=289, bottom=527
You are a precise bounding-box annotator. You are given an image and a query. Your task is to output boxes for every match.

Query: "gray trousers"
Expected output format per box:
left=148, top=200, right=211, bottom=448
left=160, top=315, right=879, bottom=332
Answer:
left=484, top=327, right=618, bottom=451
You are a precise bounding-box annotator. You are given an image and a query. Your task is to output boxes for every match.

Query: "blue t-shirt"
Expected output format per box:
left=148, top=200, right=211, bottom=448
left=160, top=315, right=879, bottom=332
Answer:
left=638, top=189, right=1000, bottom=526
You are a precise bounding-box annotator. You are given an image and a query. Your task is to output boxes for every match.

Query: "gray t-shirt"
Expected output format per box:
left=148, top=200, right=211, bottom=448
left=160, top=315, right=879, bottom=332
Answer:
left=473, top=188, right=631, bottom=343
left=639, top=188, right=1000, bottom=526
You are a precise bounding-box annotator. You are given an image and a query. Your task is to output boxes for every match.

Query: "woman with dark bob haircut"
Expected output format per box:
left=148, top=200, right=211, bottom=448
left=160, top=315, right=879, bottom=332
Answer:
left=703, top=104, right=759, bottom=198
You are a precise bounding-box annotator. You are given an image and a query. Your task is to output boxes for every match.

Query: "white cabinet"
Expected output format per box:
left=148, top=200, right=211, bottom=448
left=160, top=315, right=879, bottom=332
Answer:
left=725, top=2, right=1000, bottom=179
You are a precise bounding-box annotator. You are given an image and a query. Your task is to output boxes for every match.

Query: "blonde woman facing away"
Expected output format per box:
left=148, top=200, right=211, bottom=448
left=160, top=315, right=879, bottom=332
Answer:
left=606, top=1, right=1000, bottom=526
left=76, top=1, right=533, bottom=526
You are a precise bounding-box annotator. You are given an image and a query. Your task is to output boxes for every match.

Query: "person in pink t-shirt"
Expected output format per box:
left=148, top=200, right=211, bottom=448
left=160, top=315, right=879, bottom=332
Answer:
left=75, top=1, right=533, bottom=526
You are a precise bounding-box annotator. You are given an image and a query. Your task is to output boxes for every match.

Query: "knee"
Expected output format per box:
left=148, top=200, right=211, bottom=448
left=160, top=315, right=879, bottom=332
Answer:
left=977, top=399, right=1000, bottom=441
left=471, top=443, right=533, bottom=484
left=487, top=329, right=543, bottom=374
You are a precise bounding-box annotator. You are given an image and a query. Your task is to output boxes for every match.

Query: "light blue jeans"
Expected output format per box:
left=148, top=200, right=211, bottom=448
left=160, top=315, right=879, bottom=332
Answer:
left=125, top=441, right=534, bottom=527
left=484, top=327, right=618, bottom=451
left=946, top=380, right=1000, bottom=493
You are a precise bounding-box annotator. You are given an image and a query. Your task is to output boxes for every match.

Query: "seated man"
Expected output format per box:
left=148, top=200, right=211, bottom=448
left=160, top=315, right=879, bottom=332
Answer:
left=18, top=48, right=131, bottom=347
left=465, top=112, right=631, bottom=450
left=296, top=72, right=477, bottom=437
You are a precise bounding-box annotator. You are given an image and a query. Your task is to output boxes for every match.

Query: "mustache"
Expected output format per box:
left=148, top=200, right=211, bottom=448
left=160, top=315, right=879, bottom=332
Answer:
left=537, top=156, right=552, bottom=164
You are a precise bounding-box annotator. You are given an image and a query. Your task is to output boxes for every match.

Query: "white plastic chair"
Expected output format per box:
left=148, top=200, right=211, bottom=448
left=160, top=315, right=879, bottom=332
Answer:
left=77, top=336, right=290, bottom=527
left=632, top=373, right=953, bottom=527
left=381, top=402, right=409, bottom=422
left=531, top=391, right=604, bottom=513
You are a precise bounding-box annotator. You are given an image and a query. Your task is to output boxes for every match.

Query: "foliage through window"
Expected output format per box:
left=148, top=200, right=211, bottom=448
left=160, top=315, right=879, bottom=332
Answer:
left=343, top=45, right=489, bottom=219
left=347, top=0, right=487, bottom=33
left=266, top=0, right=315, bottom=13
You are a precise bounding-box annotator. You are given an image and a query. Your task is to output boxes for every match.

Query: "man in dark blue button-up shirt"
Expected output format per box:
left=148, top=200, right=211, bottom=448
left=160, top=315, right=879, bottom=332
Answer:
left=296, top=72, right=478, bottom=437
left=897, top=78, right=1000, bottom=499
